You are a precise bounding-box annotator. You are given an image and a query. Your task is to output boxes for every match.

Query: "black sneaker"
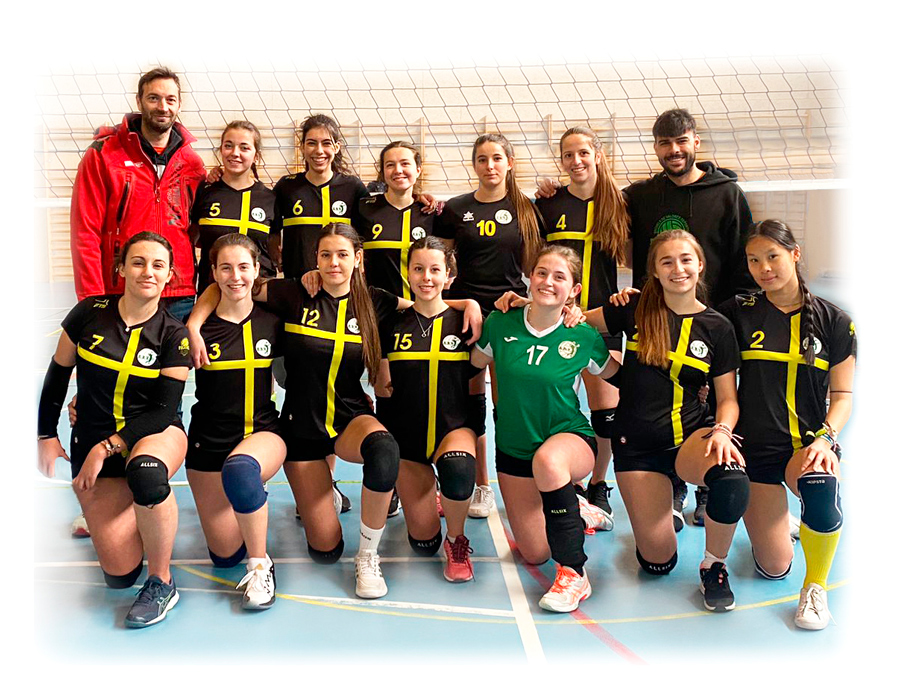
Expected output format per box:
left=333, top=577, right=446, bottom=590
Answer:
left=587, top=481, right=615, bottom=524
left=700, top=562, right=735, bottom=612
left=692, top=487, right=709, bottom=526
left=672, top=476, right=687, bottom=533
left=333, top=481, right=351, bottom=513
left=124, top=575, right=179, bottom=628
left=387, top=487, right=401, bottom=518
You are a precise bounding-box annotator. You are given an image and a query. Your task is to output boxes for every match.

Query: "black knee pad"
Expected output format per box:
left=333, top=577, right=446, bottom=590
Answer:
left=703, top=462, right=750, bottom=525
left=125, top=456, right=171, bottom=507
left=308, top=538, right=344, bottom=565
left=435, top=451, right=476, bottom=502
left=752, top=549, right=792, bottom=580
left=102, top=561, right=143, bottom=589
left=797, top=472, right=843, bottom=533
left=467, top=393, right=486, bottom=437
left=209, top=542, right=247, bottom=568
left=590, top=408, right=616, bottom=439
left=540, top=485, right=587, bottom=571
left=360, top=431, right=400, bottom=493
left=408, top=530, right=442, bottom=557
left=221, top=454, right=267, bottom=514
left=635, top=547, right=678, bottom=575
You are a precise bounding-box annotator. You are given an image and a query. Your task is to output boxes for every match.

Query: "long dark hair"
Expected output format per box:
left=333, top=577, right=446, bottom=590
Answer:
left=559, top=126, right=629, bottom=265
left=217, top=120, right=263, bottom=180
left=746, top=219, right=817, bottom=366
left=634, top=230, right=707, bottom=367
left=316, top=223, right=381, bottom=382
left=408, top=236, right=458, bottom=278
left=376, top=140, right=423, bottom=196
left=472, top=133, right=542, bottom=274
left=301, top=114, right=353, bottom=176
left=115, top=231, right=177, bottom=286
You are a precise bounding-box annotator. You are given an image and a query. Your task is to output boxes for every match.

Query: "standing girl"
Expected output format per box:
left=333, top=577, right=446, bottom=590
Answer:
left=186, top=234, right=286, bottom=610
left=719, top=219, right=855, bottom=629
left=476, top=246, right=615, bottom=612
left=434, top=133, right=544, bottom=517
left=192, top=121, right=277, bottom=292
left=535, top=126, right=630, bottom=525
left=38, top=232, right=191, bottom=628
left=583, top=230, right=750, bottom=612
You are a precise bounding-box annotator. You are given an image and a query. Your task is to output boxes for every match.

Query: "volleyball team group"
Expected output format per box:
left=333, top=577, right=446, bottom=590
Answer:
left=36, top=75, right=855, bottom=635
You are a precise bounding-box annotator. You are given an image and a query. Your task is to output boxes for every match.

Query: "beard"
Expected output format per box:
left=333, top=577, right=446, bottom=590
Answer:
left=663, top=150, right=696, bottom=178
left=140, top=109, right=175, bottom=135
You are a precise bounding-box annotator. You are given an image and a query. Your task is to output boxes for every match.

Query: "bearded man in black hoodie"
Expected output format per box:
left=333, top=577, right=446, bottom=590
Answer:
left=625, top=108, right=756, bottom=306
left=626, top=108, right=756, bottom=306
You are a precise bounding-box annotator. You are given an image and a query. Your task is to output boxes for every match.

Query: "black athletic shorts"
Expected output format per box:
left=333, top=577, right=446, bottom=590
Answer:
left=496, top=432, right=598, bottom=478
left=612, top=438, right=680, bottom=475
left=744, top=443, right=843, bottom=485
left=70, top=420, right=185, bottom=479
left=186, top=422, right=281, bottom=472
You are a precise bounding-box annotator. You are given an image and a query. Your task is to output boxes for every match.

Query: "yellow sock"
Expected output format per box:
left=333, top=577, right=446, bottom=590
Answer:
left=799, top=523, right=841, bottom=588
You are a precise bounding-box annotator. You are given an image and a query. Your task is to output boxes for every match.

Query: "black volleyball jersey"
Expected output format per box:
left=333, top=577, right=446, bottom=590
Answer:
left=719, top=292, right=857, bottom=451
left=433, top=192, right=541, bottom=303
left=535, top=187, right=619, bottom=310
left=381, top=307, right=477, bottom=458
left=61, top=296, right=191, bottom=448
left=358, top=194, right=434, bottom=300
left=192, top=180, right=278, bottom=290
left=189, top=305, right=281, bottom=448
left=604, top=297, right=741, bottom=450
left=271, top=172, right=369, bottom=278
left=265, top=279, right=398, bottom=439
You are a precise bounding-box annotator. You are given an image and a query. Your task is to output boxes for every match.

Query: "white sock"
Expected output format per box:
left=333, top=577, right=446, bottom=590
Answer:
left=701, top=550, right=727, bottom=571
left=247, top=556, right=270, bottom=570
left=359, top=522, right=384, bottom=553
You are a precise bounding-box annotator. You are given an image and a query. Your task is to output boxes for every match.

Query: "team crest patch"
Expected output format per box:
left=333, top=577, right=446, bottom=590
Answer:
left=442, top=335, right=461, bottom=350
left=412, top=227, right=426, bottom=240
left=137, top=348, right=158, bottom=366
left=256, top=339, right=272, bottom=357
left=463, top=211, right=474, bottom=222
left=654, top=214, right=689, bottom=234
left=689, top=340, right=708, bottom=358
left=251, top=207, right=266, bottom=221
left=347, top=318, right=360, bottom=334
left=332, top=200, right=348, bottom=216
left=496, top=209, right=512, bottom=224
left=178, top=338, right=190, bottom=357
left=802, top=336, right=823, bottom=354
left=558, top=341, right=579, bottom=359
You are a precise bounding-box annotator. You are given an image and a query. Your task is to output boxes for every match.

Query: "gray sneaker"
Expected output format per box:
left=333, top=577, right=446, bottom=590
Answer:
left=124, top=575, right=179, bottom=628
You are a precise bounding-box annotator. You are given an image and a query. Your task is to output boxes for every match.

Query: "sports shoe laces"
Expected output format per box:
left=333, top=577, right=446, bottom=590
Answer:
left=801, top=586, right=830, bottom=620
left=238, top=565, right=272, bottom=594
left=449, top=536, right=473, bottom=562
left=358, top=553, right=383, bottom=577
left=550, top=568, right=578, bottom=592
left=135, top=578, right=165, bottom=602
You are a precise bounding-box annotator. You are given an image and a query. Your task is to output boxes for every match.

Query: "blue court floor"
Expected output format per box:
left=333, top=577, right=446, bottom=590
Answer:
left=32, top=280, right=855, bottom=668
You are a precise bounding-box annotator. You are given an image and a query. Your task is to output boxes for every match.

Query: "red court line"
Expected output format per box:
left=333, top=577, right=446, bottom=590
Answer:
left=502, top=524, right=647, bottom=666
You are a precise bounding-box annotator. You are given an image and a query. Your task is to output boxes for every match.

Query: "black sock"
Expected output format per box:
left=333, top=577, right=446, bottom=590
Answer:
left=540, top=484, right=587, bottom=573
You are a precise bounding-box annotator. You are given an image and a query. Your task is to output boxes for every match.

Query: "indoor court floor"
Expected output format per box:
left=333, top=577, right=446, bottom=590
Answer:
left=32, top=278, right=853, bottom=667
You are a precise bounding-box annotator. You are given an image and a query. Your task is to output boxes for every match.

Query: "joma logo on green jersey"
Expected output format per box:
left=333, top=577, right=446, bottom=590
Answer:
left=654, top=214, right=689, bottom=234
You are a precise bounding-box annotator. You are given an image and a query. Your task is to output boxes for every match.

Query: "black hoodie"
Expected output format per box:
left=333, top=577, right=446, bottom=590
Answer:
left=624, top=161, right=756, bottom=307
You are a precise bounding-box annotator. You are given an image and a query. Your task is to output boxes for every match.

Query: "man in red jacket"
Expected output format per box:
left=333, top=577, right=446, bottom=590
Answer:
left=70, top=66, right=206, bottom=320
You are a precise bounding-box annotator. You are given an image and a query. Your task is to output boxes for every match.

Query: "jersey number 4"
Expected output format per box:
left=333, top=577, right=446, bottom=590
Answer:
left=526, top=345, right=549, bottom=365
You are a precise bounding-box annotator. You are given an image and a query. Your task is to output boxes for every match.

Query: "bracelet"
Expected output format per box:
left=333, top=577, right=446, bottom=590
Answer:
left=38, top=434, right=57, bottom=441
left=814, top=429, right=836, bottom=450
left=102, top=438, right=123, bottom=458
left=702, top=423, right=744, bottom=448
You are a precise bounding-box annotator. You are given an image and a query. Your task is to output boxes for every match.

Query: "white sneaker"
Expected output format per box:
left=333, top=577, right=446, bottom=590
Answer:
left=795, top=583, right=831, bottom=630
left=236, top=556, right=276, bottom=610
left=71, top=512, right=90, bottom=538
left=789, top=513, right=801, bottom=543
left=538, top=566, right=592, bottom=613
left=577, top=494, right=613, bottom=533
left=355, top=551, right=387, bottom=598
left=468, top=484, right=495, bottom=518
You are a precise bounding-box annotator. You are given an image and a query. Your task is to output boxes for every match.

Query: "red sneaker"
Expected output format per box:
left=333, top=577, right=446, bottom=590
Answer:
left=442, top=535, right=474, bottom=583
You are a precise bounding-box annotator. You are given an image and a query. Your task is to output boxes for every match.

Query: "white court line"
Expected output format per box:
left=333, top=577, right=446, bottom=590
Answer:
left=35, top=577, right=515, bottom=618
left=486, top=506, right=546, bottom=664
left=36, top=556, right=502, bottom=566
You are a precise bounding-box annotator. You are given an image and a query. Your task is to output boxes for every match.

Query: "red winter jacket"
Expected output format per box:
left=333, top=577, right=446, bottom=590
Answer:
left=70, top=114, right=207, bottom=300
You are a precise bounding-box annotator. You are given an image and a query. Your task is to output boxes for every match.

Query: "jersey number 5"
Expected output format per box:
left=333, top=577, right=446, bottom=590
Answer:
left=526, top=345, right=549, bottom=365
